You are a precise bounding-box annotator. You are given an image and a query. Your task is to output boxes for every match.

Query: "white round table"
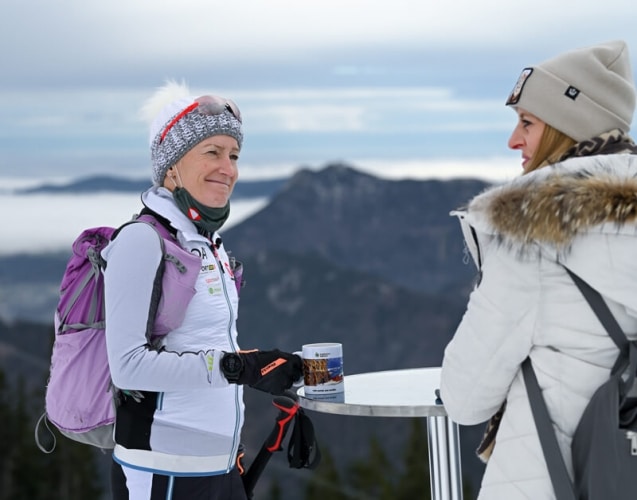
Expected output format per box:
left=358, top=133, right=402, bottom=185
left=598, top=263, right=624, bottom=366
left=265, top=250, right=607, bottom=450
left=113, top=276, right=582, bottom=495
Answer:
left=297, top=367, right=463, bottom=500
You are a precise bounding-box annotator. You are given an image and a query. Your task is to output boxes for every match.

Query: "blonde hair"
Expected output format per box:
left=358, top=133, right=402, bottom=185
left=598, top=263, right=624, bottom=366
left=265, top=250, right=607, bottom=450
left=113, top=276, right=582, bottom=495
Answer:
left=524, top=125, right=577, bottom=174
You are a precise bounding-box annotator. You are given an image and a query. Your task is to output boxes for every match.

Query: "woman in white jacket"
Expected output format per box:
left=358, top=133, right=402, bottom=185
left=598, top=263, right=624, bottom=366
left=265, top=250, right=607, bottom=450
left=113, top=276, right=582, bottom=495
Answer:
left=440, top=40, right=637, bottom=499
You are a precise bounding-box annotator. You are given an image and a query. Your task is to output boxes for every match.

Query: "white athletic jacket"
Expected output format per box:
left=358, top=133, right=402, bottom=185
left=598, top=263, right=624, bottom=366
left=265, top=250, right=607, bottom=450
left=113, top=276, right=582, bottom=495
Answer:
left=103, top=186, right=243, bottom=476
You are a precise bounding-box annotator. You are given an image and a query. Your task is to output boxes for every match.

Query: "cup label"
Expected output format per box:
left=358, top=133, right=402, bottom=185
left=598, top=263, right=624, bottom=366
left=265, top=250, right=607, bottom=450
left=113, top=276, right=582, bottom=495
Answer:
left=302, top=343, right=344, bottom=395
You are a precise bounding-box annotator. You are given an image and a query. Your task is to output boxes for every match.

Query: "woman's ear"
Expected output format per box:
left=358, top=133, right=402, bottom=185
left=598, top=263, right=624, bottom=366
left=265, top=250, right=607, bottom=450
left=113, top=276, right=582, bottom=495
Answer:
left=162, top=168, right=175, bottom=190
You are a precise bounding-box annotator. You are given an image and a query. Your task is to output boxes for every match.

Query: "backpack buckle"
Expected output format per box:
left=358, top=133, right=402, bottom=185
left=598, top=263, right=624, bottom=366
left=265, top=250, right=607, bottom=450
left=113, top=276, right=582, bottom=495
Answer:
left=627, top=430, right=637, bottom=456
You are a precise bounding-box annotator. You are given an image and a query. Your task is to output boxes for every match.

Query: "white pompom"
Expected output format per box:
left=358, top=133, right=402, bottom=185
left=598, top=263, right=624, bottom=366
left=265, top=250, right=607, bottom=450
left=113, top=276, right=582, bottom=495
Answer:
left=141, top=79, right=196, bottom=145
left=140, top=79, right=192, bottom=125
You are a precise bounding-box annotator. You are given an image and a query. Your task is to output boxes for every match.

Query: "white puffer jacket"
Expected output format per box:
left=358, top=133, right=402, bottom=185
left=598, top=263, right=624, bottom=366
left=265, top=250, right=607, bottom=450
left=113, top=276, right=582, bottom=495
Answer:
left=441, top=154, right=637, bottom=499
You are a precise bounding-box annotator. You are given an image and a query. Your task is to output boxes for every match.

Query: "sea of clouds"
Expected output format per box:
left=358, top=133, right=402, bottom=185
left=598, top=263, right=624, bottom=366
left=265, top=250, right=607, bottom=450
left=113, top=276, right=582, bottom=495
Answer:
left=1, top=193, right=268, bottom=255
left=0, top=157, right=521, bottom=255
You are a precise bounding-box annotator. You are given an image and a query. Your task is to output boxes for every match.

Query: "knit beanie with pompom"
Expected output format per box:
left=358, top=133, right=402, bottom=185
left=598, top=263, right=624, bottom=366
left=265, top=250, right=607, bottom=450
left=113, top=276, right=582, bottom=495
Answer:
left=140, top=80, right=243, bottom=186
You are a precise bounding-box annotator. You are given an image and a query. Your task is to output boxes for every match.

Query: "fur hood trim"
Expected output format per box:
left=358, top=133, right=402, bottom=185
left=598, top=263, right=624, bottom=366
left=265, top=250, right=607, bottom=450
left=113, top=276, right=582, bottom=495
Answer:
left=463, top=154, right=637, bottom=248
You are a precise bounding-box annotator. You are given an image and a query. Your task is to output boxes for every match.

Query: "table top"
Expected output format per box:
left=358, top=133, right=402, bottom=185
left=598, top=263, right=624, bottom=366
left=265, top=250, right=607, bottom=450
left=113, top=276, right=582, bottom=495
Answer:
left=297, top=367, right=447, bottom=417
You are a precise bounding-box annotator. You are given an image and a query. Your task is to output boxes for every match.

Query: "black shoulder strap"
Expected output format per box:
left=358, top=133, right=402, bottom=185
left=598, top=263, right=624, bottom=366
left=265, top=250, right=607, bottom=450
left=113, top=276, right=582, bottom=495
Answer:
left=138, top=207, right=177, bottom=238
left=522, top=359, right=576, bottom=500
left=562, top=267, right=628, bottom=356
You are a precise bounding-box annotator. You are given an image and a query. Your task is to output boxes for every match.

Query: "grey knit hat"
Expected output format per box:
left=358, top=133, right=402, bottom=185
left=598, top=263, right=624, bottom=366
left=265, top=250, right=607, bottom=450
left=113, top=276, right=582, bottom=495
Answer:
left=147, top=89, right=243, bottom=186
left=505, top=40, right=636, bottom=141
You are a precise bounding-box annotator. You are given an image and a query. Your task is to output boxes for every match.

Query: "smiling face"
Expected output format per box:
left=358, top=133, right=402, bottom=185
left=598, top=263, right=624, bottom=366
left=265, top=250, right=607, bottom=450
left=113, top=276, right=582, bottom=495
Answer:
left=164, top=135, right=240, bottom=207
left=507, top=108, right=546, bottom=173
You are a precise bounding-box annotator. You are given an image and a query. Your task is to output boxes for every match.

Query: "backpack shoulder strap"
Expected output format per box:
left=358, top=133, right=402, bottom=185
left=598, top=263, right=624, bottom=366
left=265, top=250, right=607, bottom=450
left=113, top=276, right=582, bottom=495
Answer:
left=562, top=267, right=628, bottom=355
left=110, top=212, right=171, bottom=343
left=137, top=207, right=176, bottom=239
left=522, top=359, right=576, bottom=500
left=112, top=210, right=175, bottom=242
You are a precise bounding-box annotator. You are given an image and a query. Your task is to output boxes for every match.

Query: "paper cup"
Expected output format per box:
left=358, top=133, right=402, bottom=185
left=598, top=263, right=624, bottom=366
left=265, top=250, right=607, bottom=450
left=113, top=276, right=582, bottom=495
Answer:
left=302, top=342, right=344, bottom=396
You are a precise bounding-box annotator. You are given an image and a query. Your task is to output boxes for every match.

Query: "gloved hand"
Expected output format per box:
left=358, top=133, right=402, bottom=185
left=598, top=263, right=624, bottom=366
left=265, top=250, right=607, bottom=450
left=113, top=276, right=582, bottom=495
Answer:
left=234, top=349, right=303, bottom=395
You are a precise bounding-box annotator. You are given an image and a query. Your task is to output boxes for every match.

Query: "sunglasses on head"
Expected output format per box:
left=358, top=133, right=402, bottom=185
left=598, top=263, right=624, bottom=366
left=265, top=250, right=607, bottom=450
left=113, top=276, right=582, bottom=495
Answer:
left=159, top=95, right=242, bottom=144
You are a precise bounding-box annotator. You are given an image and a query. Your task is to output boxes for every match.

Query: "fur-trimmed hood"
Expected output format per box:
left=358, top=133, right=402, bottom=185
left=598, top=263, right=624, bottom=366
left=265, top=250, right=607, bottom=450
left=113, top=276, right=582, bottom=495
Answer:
left=458, top=154, right=637, bottom=249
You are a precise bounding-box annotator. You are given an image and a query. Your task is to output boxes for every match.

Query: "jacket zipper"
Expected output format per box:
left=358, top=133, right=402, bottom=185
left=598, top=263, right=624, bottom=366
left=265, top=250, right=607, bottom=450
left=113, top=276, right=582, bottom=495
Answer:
left=210, top=240, right=242, bottom=470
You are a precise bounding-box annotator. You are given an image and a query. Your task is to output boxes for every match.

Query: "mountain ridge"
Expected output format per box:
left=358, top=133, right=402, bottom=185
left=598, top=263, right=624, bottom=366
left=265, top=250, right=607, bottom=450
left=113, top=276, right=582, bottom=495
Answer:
left=225, top=164, right=489, bottom=295
left=13, top=174, right=287, bottom=200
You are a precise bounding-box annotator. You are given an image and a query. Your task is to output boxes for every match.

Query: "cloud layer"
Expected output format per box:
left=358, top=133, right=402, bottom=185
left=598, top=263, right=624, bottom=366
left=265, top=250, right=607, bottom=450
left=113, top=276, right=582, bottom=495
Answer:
left=2, top=0, right=637, bottom=180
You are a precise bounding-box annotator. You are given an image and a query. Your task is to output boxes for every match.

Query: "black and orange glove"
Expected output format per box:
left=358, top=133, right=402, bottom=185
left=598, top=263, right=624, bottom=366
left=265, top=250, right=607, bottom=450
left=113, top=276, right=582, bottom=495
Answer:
left=221, top=349, right=303, bottom=395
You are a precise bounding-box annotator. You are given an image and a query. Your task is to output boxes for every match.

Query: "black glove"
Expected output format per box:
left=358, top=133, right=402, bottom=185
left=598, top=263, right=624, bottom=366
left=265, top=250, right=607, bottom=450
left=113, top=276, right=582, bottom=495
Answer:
left=222, top=349, right=302, bottom=395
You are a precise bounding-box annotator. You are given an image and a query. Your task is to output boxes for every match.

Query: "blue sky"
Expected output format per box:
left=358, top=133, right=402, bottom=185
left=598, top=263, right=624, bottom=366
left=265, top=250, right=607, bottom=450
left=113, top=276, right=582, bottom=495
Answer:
left=3, top=0, right=637, bottom=182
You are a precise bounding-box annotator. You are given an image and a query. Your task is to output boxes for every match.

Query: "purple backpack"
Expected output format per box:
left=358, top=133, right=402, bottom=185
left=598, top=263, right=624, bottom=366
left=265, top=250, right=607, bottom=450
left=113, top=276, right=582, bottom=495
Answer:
left=36, top=214, right=204, bottom=451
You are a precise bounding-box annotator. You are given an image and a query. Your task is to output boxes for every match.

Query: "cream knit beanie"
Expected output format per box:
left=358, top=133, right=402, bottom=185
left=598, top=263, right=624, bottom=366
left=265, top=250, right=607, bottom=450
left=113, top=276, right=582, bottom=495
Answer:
left=506, top=40, right=636, bottom=141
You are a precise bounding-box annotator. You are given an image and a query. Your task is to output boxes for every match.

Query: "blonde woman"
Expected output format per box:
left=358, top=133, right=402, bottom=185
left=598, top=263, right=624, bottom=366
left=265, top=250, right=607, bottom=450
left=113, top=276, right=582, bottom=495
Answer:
left=441, top=40, right=637, bottom=499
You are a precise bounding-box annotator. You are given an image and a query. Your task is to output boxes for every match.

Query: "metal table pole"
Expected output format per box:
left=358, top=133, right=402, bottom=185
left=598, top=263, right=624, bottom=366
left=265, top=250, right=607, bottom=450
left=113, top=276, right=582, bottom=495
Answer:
left=427, top=415, right=463, bottom=500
